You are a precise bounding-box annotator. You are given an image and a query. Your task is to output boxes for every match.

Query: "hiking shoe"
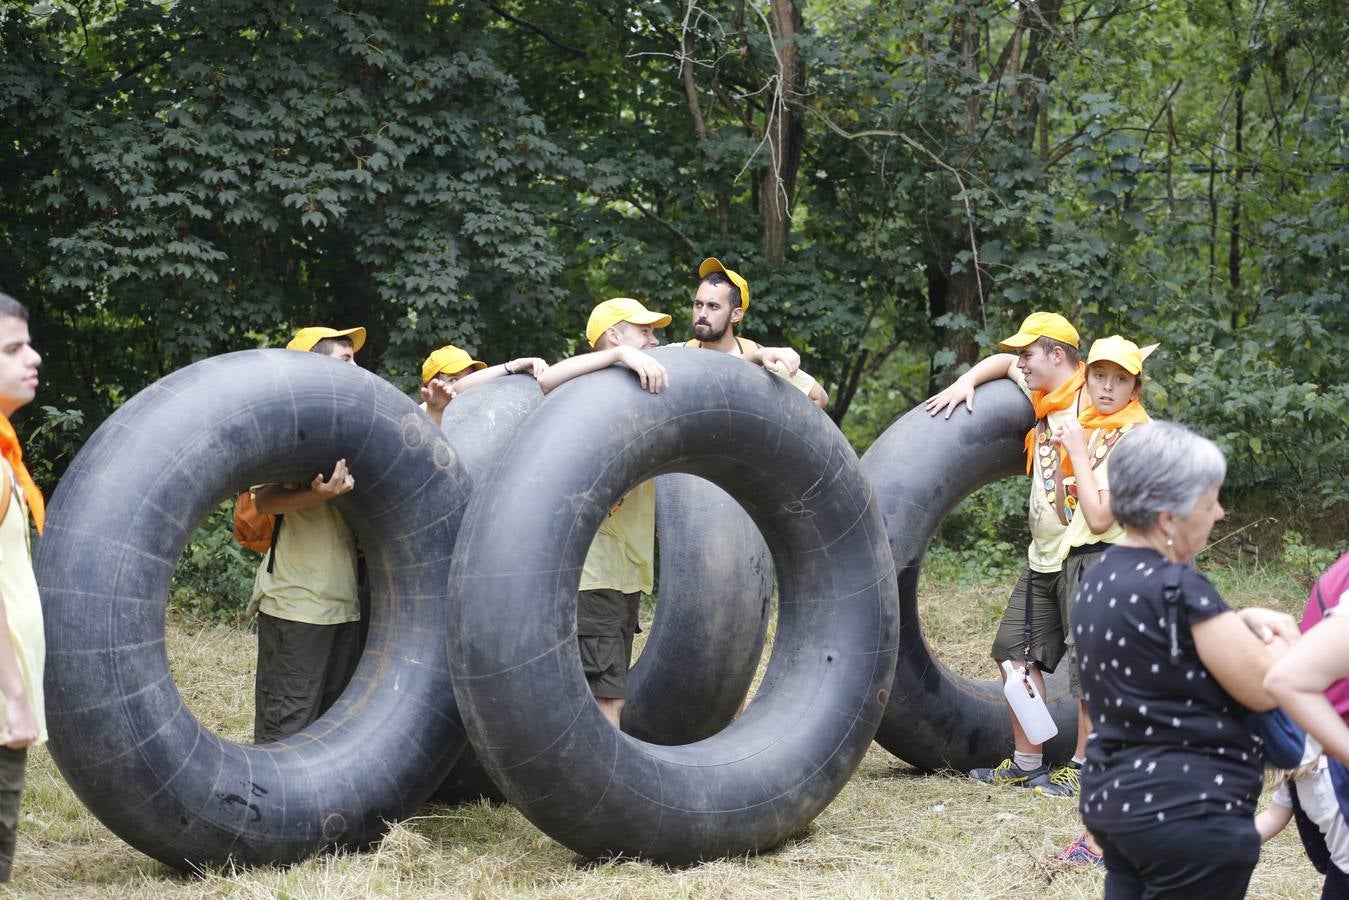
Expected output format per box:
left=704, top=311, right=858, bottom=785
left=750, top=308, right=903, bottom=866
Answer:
left=1034, top=762, right=1082, bottom=799
left=968, top=758, right=1049, bottom=788
left=1058, top=834, right=1103, bottom=866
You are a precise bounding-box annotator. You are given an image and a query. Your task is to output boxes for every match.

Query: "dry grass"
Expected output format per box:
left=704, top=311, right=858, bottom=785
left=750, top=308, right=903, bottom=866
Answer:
left=6, top=572, right=1324, bottom=897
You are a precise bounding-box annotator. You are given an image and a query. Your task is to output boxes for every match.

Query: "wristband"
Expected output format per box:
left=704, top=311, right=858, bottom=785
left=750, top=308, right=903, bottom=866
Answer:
left=503, top=362, right=513, bottom=375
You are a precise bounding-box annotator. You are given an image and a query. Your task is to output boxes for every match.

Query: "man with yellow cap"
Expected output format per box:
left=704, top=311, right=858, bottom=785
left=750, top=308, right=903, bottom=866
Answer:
left=250, top=325, right=366, bottom=743
left=534, top=298, right=670, bottom=729
left=686, top=258, right=829, bottom=409
left=926, top=312, right=1090, bottom=792
left=0, top=292, right=47, bottom=882
left=417, top=345, right=548, bottom=427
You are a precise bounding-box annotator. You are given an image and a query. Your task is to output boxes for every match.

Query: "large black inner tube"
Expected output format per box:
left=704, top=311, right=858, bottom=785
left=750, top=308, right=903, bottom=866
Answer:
left=623, top=473, right=772, bottom=745
left=447, top=347, right=898, bottom=864
left=36, top=350, right=472, bottom=869
left=861, top=379, right=1077, bottom=772
left=431, top=376, right=773, bottom=802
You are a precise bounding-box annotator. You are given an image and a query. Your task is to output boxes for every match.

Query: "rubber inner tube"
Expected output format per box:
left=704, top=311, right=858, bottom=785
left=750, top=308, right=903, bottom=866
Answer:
left=861, top=379, right=1078, bottom=772
left=36, top=349, right=472, bottom=868
left=447, top=346, right=898, bottom=863
left=431, top=377, right=774, bottom=801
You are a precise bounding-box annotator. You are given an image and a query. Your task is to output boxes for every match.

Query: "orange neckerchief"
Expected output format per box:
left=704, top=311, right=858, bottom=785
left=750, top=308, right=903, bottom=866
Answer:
left=1024, top=363, right=1085, bottom=475
left=1078, top=397, right=1150, bottom=434
left=0, top=413, right=44, bottom=534
left=1064, top=398, right=1151, bottom=477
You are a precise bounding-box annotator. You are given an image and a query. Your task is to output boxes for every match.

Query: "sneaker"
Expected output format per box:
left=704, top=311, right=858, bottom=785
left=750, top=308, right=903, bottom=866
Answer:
left=969, top=758, right=1049, bottom=788
left=1035, top=761, right=1082, bottom=799
left=1058, top=834, right=1103, bottom=866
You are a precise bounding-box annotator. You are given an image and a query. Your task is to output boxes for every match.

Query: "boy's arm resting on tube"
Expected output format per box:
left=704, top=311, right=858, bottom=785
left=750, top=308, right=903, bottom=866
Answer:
left=537, top=347, right=667, bottom=396
left=252, top=459, right=355, bottom=515
left=421, top=357, right=551, bottom=426
left=925, top=353, right=1018, bottom=418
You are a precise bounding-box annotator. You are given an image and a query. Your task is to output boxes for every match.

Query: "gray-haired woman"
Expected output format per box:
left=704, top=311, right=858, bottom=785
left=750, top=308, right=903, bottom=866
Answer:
left=1073, top=421, right=1297, bottom=898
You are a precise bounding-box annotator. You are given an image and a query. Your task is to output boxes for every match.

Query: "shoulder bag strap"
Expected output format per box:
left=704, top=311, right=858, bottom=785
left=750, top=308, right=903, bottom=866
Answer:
left=1161, top=562, right=1185, bottom=665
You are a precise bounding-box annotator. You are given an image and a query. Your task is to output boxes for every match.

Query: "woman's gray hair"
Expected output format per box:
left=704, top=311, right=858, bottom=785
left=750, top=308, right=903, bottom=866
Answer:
left=1108, top=420, right=1226, bottom=530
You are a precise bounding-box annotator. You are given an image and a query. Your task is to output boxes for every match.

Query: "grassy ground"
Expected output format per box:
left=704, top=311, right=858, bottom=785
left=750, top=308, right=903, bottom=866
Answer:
left=8, top=569, right=1325, bottom=898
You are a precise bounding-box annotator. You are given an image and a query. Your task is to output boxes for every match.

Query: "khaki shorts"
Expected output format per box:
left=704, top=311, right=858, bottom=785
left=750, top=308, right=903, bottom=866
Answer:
left=991, top=567, right=1066, bottom=674
left=578, top=589, right=641, bottom=700
left=1062, top=546, right=1106, bottom=698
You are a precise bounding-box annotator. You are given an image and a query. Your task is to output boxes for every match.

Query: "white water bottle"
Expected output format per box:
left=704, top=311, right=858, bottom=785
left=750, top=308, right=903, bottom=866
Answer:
left=1001, top=660, right=1059, bottom=744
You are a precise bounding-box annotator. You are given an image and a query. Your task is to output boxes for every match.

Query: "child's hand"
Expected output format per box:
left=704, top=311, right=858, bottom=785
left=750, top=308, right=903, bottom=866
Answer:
left=1051, top=419, right=1087, bottom=456
left=311, top=459, right=355, bottom=498
left=420, top=379, right=455, bottom=412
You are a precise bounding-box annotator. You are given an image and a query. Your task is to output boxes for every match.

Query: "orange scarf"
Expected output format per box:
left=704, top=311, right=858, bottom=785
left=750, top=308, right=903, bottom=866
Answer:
left=0, top=413, right=44, bottom=534
left=1063, top=397, right=1151, bottom=477
left=1078, top=397, right=1150, bottom=434
left=1024, top=364, right=1085, bottom=475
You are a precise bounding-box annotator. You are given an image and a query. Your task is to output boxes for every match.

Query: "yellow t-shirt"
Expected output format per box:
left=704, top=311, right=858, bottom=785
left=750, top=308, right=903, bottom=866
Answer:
left=1011, top=369, right=1085, bottom=573
left=685, top=337, right=820, bottom=397
left=251, top=495, right=359, bottom=625
left=580, top=479, right=655, bottom=595
left=0, top=463, right=46, bottom=745
left=1059, top=428, right=1140, bottom=558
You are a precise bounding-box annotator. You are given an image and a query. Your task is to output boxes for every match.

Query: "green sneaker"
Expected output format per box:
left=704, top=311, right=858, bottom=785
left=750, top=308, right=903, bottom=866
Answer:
left=969, top=758, right=1049, bottom=788
left=1034, top=761, right=1082, bottom=798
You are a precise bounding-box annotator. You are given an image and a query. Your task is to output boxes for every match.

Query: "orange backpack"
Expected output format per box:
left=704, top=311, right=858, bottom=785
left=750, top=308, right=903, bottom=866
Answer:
left=233, top=491, right=283, bottom=568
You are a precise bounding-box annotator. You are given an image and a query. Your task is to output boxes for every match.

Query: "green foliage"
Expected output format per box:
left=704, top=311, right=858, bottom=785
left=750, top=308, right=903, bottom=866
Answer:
left=1280, top=530, right=1341, bottom=582
left=170, top=505, right=256, bottom=624
left=0, top=0, right=1342, bottom=559
left=923, top=480, right=1027, bottom=586
left=21, top=404, right=85, bottom=487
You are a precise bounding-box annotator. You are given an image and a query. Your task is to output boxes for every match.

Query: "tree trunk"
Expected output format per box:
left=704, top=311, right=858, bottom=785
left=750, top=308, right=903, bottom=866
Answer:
left=761, top=0, right=804, bottom=268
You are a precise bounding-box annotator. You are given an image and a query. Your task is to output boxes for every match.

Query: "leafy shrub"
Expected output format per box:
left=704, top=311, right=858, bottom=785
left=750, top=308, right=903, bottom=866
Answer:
left=924, top=478, right=1027, bottom=586
left=170, top=503, right=256, bottom=624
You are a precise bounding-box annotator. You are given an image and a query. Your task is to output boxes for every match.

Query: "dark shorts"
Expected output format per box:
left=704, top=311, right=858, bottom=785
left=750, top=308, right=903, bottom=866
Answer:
left=991, top=567, right=1066, bottom=674
left=1093, top=814, right=1259, bottom=899
left=254, top=613, right=362, bottom=744
left=1062, top=546, right=1105, bottom=698
left=0, top=746, right=25, bottom=882
left=578, top=589, right=641, bottom=700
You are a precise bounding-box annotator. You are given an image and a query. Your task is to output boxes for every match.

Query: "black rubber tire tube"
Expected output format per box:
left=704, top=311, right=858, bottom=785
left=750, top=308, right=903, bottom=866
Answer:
left=622, top=473, right=772, bottom=745
left=861, top=379, right=1078, bottom=772
left=35, top=349, right=473, bottom=869
left=430, top=378, right=774, bottom=802
left=446, top=347, right=898, bottom=863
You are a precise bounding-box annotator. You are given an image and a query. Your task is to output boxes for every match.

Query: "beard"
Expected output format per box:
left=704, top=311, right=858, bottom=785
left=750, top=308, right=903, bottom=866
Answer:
left=691, top=318, right=728, bottom=343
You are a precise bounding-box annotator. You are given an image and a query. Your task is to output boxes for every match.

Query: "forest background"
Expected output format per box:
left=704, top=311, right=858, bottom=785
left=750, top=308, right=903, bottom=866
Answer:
left=0, top=0, right=1344, bottom=615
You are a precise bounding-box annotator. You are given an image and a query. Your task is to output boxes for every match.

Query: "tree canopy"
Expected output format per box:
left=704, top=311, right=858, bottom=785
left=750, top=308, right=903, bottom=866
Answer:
left=1, top=0, right=1344, bottom=506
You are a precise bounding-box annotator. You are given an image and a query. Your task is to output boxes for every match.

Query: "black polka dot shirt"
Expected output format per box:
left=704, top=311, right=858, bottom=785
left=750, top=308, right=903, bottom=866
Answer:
left=1076, top=545, right=1261, bottom=833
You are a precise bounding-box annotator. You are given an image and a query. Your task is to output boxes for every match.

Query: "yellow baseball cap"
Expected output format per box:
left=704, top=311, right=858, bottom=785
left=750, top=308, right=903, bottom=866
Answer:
left=286, top=326, right=366, bottom=353
left=698, top=258, right=750, bottom=310
left=998, top=312, right=1079, bottom=350
left=1087, top=335, right=1159, bottom=376
left=585, top=298, right=672, bottom=348
left=421, top=345, right=487, bottom=384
